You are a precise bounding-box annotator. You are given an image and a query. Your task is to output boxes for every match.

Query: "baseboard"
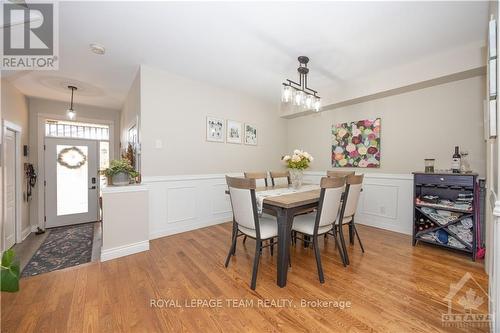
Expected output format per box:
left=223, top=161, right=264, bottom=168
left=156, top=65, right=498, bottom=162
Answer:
left=100, top=240, right=150, bottom=262
left=150, top=216, right=229, bottom=240
left=21, top=226, right=32, bottom=241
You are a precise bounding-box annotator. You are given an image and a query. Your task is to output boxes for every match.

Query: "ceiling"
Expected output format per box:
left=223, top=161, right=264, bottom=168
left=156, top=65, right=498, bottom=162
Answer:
left=3, top=1, right=489, bottom=110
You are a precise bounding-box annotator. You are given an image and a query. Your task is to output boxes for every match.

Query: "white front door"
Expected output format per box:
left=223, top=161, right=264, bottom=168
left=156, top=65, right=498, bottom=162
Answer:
left=45, top=138, right=99, bottom=228
left=4, top=129, right=17, bottom=249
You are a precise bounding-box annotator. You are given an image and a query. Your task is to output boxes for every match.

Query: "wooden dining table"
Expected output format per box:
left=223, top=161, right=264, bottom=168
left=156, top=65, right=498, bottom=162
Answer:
left=227, top=184, right=322, bottom=288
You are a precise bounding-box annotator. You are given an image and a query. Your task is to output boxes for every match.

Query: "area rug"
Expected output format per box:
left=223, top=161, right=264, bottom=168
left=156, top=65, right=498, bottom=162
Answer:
left=21, top=223, right=94, bottom=278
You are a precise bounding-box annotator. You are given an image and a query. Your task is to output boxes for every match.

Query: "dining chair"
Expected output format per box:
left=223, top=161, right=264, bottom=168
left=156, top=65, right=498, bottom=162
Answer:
left=333, top=174, right=365, bottom=266
left=326, top=170, right=355, bottom=178
left=224, top=176, right=278, bottom=290
left=270, top=171, right=291, bottom=186
left=291, top=176, right=345, bottom=283
left=244, top=171, right=268, bottom=187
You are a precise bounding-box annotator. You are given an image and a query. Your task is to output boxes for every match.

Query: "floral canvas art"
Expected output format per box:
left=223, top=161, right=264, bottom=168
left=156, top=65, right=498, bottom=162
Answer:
left=332, top=118, right=381, bottom=168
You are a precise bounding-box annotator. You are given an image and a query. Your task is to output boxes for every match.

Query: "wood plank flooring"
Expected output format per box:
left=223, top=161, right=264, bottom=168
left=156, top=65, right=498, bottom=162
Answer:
left=1, top=223, right=489, bottom=332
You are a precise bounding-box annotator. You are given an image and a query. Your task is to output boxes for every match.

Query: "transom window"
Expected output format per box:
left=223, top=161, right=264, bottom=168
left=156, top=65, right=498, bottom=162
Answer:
left=45, top=119, right=109, bottom=140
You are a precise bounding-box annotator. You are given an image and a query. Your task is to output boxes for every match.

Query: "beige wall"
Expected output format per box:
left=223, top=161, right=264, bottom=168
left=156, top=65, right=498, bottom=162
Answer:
left=1, top=79, right=30, bottom=239
left=120, top=70, right=140, bottom=147
left=28, top=97, right=121, bottom=229
left=287, top=75, right=486, bottom=177
left=140, top=65, right=287, bottom=176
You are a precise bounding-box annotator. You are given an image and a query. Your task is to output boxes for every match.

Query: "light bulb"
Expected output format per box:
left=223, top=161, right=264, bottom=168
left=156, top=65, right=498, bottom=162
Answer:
left=305, top=94, right=314, bottom=109
left=313, top=97, right=321, bottom=112
left=282, top=85, right=292, bottom=103
left=294, top=90, right=304, bottom=106
left=67, top=109, right=76, bottom=120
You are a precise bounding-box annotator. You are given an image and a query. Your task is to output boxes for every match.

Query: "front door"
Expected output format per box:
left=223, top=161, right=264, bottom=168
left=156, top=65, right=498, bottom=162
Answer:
left=45, top=138, right=99, bottom=228
left=4, top=129, right=17, bottom=249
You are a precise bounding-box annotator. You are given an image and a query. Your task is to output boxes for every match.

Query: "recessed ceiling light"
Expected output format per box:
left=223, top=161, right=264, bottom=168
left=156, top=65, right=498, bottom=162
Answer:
left=90, top=43, right=105, bottom=55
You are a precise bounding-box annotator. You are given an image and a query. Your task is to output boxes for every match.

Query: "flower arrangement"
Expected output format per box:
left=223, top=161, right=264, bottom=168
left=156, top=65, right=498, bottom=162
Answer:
left=103, top=159, right=139, bottom=178
left=282, top=150, right=314, bottom=170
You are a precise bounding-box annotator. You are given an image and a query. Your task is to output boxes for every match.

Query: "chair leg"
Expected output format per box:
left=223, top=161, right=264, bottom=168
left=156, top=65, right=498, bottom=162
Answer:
left=352, top=223, right=365, bottom=253
left=270, top=240, right=274, bottom=256
left=333, top=226, right=347, bottom=267
left=313, top=236, right=324, bottom=283
left=231, top=222, right=238, bottom=255
left=243, top=235, right=247, bottom=244
left=250, top=240, right=262, bottom=290
left=338, top=224, right=350, bottom=265
left=349, top=223, right=354, bottom=245
left=225, top=228, right=238, bottom=267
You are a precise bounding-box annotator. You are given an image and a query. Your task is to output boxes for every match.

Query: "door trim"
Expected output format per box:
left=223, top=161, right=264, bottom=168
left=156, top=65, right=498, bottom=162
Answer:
left=36, top=113, right=115, bottom=230
left=2, top=120, right=23, bottom=250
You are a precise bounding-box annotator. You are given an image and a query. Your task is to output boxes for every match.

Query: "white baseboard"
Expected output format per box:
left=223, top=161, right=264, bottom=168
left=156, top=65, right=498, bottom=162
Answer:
left=100, top=240, right=150, bottom=262
left=21, top=226, right=32, bottom=241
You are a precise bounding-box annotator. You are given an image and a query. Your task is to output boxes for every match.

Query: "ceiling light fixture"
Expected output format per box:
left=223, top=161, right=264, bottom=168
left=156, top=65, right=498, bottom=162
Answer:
left=66, top=85, right=77, bottom=120
left=282, top=56, right=321, bottom=112
left=90, top=43, right=105, bottom=55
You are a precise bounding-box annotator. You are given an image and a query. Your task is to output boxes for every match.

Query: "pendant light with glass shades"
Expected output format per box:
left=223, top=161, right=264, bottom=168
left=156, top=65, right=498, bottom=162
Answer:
left=66, top=85, right=77, bottom=120
left=281, top=56, right=321, bottom=112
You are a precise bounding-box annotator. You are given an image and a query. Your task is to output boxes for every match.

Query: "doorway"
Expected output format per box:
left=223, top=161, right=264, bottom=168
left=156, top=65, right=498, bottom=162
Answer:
left=4, top=128, right=18, bottom=249
left=44, top=138, right=99, bottom=228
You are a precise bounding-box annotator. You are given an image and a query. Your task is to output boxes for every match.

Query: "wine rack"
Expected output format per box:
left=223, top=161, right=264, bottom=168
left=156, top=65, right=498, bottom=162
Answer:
left=412, top=172, right=478, bottom=261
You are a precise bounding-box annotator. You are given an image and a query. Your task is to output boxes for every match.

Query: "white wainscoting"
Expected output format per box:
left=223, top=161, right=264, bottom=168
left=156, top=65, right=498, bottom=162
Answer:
left=304, top=172, right=414, bottom=235
left=144, top=172, right=414, bottom=239
left=144, top=174, right=241, bottom=240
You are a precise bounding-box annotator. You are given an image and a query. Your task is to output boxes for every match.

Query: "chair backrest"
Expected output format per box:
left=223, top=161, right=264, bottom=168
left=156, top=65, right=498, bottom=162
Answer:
left=244, top=171, right=268, bottom=187
left=326, top=170, right=355, bottom=178
left=316, top=177, right=345, bottom=228
left=226, top=176, right=259, bottom=233
left=270, top=171, right=290, bottom=186
left=343, top=174, right=364, bottom=218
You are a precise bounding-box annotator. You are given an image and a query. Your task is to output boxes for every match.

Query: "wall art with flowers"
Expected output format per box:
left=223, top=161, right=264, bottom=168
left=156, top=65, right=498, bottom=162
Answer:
left=332, top=118, right=381, bottom=168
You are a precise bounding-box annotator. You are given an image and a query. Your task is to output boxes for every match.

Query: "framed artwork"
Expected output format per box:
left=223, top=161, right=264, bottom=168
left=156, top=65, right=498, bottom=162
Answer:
left=244, top=123, right=257, bottom=145
left=206, top=116, right=225, bottom=142
left=332, top=118, right=381, bottom=168
left=490, top=19, right=497, bottom=58
left=489, top=59, right=496, bottom=97
left=226, top=120, right=242, bottom=144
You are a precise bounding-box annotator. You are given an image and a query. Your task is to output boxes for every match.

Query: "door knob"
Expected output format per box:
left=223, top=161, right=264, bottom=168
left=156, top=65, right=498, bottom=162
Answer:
left=89, top=186, right=96, bottom=190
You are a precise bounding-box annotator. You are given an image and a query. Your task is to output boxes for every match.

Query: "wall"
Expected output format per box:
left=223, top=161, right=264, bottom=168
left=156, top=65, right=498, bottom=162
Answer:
left=140, top=65, right=287, bottom=176
left=28, top=97, right=121, bottom=229
left=120, top=70, right=140, bottom=149
left=287, top=75, right=486, bottom=177
left=1, top=79, right=31, bottom=241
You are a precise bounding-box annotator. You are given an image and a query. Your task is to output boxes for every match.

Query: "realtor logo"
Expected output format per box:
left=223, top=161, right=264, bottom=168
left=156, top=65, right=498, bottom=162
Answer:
left=442, top=272, right=492, bottom=328
left=2, top=1, right=58, bottom=69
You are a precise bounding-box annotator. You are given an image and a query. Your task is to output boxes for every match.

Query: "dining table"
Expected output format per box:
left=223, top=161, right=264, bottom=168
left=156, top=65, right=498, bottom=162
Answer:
left=227, top=184, right=324, bottom=288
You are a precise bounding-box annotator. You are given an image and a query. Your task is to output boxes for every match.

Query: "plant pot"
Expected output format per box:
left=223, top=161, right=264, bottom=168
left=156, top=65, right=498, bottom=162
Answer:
left=111, top=172, right=130, bottom=186
left=289, top=169, right=304, bottom=189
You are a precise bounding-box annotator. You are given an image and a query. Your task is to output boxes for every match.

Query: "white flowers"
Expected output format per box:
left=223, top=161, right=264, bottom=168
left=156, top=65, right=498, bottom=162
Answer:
left=282, top=149, right=314, bottom=169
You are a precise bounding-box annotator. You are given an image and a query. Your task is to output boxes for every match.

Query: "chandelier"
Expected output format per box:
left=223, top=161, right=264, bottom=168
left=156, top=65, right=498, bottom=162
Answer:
left=66, top=85, right=77, bottom=120
left=281, top=56, right=321, bottom=112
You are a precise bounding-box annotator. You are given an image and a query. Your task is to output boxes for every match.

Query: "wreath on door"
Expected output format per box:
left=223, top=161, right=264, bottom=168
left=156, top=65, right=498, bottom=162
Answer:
left=57, top=146, right=87, bottom=169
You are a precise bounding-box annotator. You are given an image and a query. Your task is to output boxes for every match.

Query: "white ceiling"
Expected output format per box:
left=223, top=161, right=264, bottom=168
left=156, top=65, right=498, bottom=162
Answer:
left=3, top=1, right=489, bottom=110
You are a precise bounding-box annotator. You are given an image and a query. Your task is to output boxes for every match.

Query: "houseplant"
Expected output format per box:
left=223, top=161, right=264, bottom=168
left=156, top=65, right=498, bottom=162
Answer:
left=282, top=149, right=314, bottom=189
left=103, top=159, right=139, bottom=186
left=1, top=249, right=20, bottom=292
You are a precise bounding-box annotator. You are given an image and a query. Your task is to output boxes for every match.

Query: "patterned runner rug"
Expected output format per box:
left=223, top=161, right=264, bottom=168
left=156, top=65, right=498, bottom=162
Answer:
left=21, top=223, right=94, bottom=278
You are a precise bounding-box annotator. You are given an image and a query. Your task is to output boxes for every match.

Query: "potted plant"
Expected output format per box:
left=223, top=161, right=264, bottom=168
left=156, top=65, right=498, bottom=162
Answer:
left=282, top=150, right=314, bottom=189
left=103, top=159, right=139, bottom=186
left=1, top=249, right=20, bottom=292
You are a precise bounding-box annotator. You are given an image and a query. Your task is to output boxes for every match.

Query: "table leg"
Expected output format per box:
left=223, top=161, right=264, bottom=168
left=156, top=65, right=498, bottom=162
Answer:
left=277, top=208, right=293, bottom=287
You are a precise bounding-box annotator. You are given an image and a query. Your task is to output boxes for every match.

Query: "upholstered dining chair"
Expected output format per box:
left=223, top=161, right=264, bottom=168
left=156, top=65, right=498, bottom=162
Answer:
left=333, top=174, right=365, bottom=266
left=224, top=176, right=278, bottom=290
left=291, top=177, right=345, bottom=283
left=326, top=170, right=355, bottom=178
left=270, top=171, right=291, bottom=186
left=244, top=171, right=268, bottom=187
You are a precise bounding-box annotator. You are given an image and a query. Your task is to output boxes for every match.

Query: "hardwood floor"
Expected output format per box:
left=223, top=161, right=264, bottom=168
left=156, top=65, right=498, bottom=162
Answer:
left=1, top=223, right=489, bottom=333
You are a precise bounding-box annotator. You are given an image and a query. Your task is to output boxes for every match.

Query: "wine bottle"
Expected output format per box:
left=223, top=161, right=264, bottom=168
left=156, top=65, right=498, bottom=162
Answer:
left=451, top=146, right=461, bottom=173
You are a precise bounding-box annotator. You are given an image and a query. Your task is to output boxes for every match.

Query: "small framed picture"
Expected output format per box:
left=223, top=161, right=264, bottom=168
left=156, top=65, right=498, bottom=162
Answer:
left=490, top=99, right=497, bottom=138
left=226, top=120, right=242, bottom=144
left=490, top=59, right=497, bottom=97
left=206, top=116, right=225, bottom=142
left=490, top=19, right=497, bottom=58
left=244, top=123, right=257, bottom=145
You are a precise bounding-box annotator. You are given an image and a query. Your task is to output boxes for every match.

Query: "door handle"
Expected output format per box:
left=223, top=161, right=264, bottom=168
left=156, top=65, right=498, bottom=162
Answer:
left=89, top=186, right=96, bottom=190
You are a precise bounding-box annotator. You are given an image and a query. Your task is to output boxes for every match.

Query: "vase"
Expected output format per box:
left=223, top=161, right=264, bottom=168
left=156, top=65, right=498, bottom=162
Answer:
left=112, top=172, right=130, bottom=186
left=289, top=169, right=304, bottom=189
